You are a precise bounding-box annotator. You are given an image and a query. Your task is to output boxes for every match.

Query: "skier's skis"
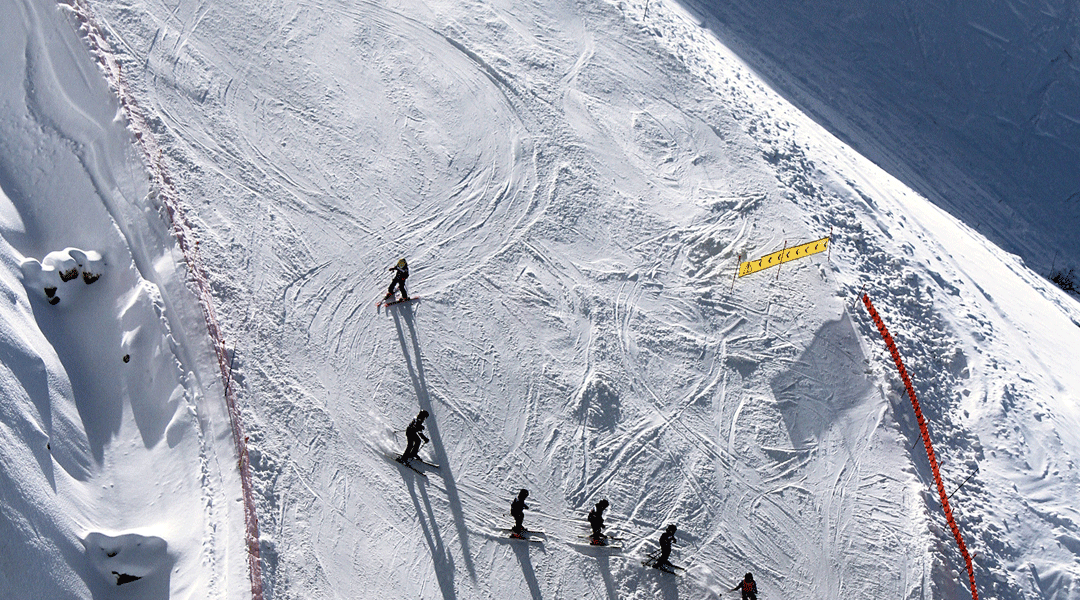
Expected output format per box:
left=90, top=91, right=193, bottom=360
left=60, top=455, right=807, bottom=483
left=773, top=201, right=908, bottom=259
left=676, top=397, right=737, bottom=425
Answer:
left=386, top=453, right=427, bottom=478
left=578, top=535, right=624, bottom=542
left=478, top=526, right=544, bottom=543
left=492, top=525, right=546, bottom=536
left=507, top=531, right=544, bottom=543
left=377, top=295, right=420, bottom=308
left=570, top=538, right=623, bottom=551
left=413, top=458, right=440, bottom=469
left=641, top=557, right=684, bottom=574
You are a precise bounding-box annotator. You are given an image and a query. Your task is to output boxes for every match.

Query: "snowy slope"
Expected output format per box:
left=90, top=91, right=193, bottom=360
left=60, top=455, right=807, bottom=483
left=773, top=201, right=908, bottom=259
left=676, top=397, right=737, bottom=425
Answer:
left=4, top=0, right=1080, bottom=599
left=0, top=0, right=246, bottom=598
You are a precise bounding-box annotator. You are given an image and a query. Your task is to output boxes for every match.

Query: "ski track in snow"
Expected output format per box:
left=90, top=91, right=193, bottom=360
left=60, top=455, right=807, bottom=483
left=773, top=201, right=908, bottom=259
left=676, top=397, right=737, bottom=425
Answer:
left=6, top=0, right=1079, bottom=598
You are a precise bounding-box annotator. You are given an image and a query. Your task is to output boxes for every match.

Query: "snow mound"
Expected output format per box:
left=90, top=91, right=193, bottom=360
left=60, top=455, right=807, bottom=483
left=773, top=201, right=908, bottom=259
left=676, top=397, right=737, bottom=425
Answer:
left=20, top=247, right=104, bottom=305
left=83, top=531, right=172, bottom=593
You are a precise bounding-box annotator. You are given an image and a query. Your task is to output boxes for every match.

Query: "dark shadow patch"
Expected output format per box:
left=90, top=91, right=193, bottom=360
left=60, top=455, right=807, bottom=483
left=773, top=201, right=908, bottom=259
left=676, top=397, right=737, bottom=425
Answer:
left=575, top=372, right=621, bottom=431
left=83, top=532, right=173, bottom=600
left=509, top=536, right=544, bottom=600
left=404, top=470, right=458, bottom=600
left=392, top=303, right=478, bottom=582
left=769, top=313, right=872, bottom=447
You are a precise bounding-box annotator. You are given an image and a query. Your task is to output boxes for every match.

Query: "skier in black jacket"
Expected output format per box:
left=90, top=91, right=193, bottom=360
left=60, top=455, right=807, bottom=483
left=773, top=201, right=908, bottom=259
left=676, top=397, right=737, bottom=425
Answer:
left=655, top=524, right=677, bottom=568
left=397, top=410, right=429, bottom=462
left=588, top=499, right=609, bottom=543
left=732, top=572, right=757, bottom=600
left=385, top=258, right=409, bottom=301
left=510, top=489, right=530, bottom=534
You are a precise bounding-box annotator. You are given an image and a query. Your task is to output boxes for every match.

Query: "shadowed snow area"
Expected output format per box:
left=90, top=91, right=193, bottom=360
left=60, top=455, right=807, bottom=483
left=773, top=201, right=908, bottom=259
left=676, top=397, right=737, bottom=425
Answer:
left=4, top=0, right=1080, bottom=598
left=0, top=0, right=245, bottom=598
left=675, top=0, right=1080, bottom=275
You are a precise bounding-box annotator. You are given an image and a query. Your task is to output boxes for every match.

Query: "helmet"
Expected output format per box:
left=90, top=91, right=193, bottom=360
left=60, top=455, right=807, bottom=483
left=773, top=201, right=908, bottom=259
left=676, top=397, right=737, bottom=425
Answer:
left=518, top=489, right=529, bottom=498
left=745, top=573, right=753, bottom=581
left=597, top=499, right=609, bottom=510
left=396, top=258, right=407, bottom=269
left=666, top=524, right=677, bottom=533
left=417, top=410, right=429, bottom=419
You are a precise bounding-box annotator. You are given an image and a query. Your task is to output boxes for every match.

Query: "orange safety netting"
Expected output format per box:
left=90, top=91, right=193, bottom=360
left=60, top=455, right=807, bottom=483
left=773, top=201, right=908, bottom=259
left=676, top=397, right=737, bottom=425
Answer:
left=862, top=294, right=978, bottom=600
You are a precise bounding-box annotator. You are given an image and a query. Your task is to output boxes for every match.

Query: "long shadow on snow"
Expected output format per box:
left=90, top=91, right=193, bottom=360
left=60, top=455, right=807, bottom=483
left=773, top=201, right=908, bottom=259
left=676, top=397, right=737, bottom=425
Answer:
left=596, top=554, right=619, bottom=600
left=508, top=539, right=544, bottom=600
left=403, top=472, right=458, bottom=600
left=566, top=543, right=620, bottom=600
left=391, top=303, right=478, bottom=582
left=0, top=314, right=60, bottom=489
left=640, top=564, right=680, bottom=600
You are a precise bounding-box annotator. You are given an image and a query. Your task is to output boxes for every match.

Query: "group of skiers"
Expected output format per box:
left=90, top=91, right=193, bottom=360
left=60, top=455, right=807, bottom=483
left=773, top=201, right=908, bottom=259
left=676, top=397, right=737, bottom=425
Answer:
left=386, top=262, right=759, bottom=595
left=584, top=499, right=678, bottom=574
left=510, top=490, right=684, bottom=566
left=510, top=489, right=754, bottom=595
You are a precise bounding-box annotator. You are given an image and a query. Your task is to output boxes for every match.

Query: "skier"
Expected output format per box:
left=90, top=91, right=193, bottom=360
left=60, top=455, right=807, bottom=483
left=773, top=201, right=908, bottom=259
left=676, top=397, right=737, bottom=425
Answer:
left=384, top=258, right=409, bottom=302
left=510, top=489, right=530, bottom=535
left=397, top=410, right=429, bottom=463
left=731, top=572, right=757, bottom=600
left=588, top=499, right=609, bottom=543
left=654, top=524, right=677, bottom=569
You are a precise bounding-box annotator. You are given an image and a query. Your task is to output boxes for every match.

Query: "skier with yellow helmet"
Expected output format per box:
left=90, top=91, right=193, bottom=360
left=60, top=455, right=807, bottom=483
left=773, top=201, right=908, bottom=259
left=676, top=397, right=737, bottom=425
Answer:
left=385, top=258, right=410, bottom=302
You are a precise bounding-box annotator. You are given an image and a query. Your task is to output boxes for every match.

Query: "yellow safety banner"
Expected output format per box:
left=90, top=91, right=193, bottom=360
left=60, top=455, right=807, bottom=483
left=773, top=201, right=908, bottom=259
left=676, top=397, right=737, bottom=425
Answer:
left=738, top=237, right=829, bottom=277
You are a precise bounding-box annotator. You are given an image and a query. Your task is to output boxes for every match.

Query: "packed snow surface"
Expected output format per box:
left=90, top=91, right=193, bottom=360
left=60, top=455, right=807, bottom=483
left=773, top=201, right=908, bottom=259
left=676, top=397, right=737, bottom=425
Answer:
left=2, top=0, right=1079, bottom=599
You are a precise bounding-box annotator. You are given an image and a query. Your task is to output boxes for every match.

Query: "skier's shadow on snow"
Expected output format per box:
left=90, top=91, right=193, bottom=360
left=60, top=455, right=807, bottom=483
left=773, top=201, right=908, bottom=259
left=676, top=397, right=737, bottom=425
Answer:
left=391, top=304, right=478, bottom=582
left=595, top=555, right=619, bottom=600
left=402, top=473, right=458, bottom=600
left=644, top=566, right=680, bottom=600
left=499, top=538, right=544, bottom=600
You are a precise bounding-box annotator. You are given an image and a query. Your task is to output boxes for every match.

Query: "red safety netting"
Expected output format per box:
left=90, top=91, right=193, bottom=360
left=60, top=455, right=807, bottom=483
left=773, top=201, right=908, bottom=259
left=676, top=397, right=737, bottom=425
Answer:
left=862, top=294, right=977, bottom=600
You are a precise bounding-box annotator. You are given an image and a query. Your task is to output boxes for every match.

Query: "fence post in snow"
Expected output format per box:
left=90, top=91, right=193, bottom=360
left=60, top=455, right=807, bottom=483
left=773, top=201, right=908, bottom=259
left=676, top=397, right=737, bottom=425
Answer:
left=731, top=252, right=741, bottom=293
left=775, top=241, right=787, bottom=281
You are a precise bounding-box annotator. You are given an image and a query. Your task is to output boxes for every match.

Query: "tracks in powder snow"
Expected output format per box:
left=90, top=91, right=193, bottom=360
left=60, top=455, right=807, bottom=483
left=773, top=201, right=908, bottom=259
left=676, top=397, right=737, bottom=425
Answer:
left=78, top=0, right=998, bottom=595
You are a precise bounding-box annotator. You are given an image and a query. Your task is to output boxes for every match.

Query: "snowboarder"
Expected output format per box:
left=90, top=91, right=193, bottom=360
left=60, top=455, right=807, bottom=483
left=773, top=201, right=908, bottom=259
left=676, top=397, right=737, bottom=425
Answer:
left=588, top=499, right=609, bottom=543
left=397, top=410, right=429, bottom=462
left=510, top=489, right=530, bottom=535
left=732, top=572, right=757, bottom=600
left=384, top=258, right=409, bottom=302
left=654, top=524, right=677, bottom=568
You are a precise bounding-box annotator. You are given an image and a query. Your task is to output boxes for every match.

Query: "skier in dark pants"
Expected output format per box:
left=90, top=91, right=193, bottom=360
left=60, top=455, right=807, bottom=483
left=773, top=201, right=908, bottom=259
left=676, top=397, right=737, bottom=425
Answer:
left=655, top=524, right=677, bottom=568
left=732, top=572, right=757, bottom=600
left=510, top=489, right=530, bottom=535
left=397, top=410, right=429, bottom=462
left=385, top=258, right=409, bottom=301
left=588, top=499, right=609, bottom=543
